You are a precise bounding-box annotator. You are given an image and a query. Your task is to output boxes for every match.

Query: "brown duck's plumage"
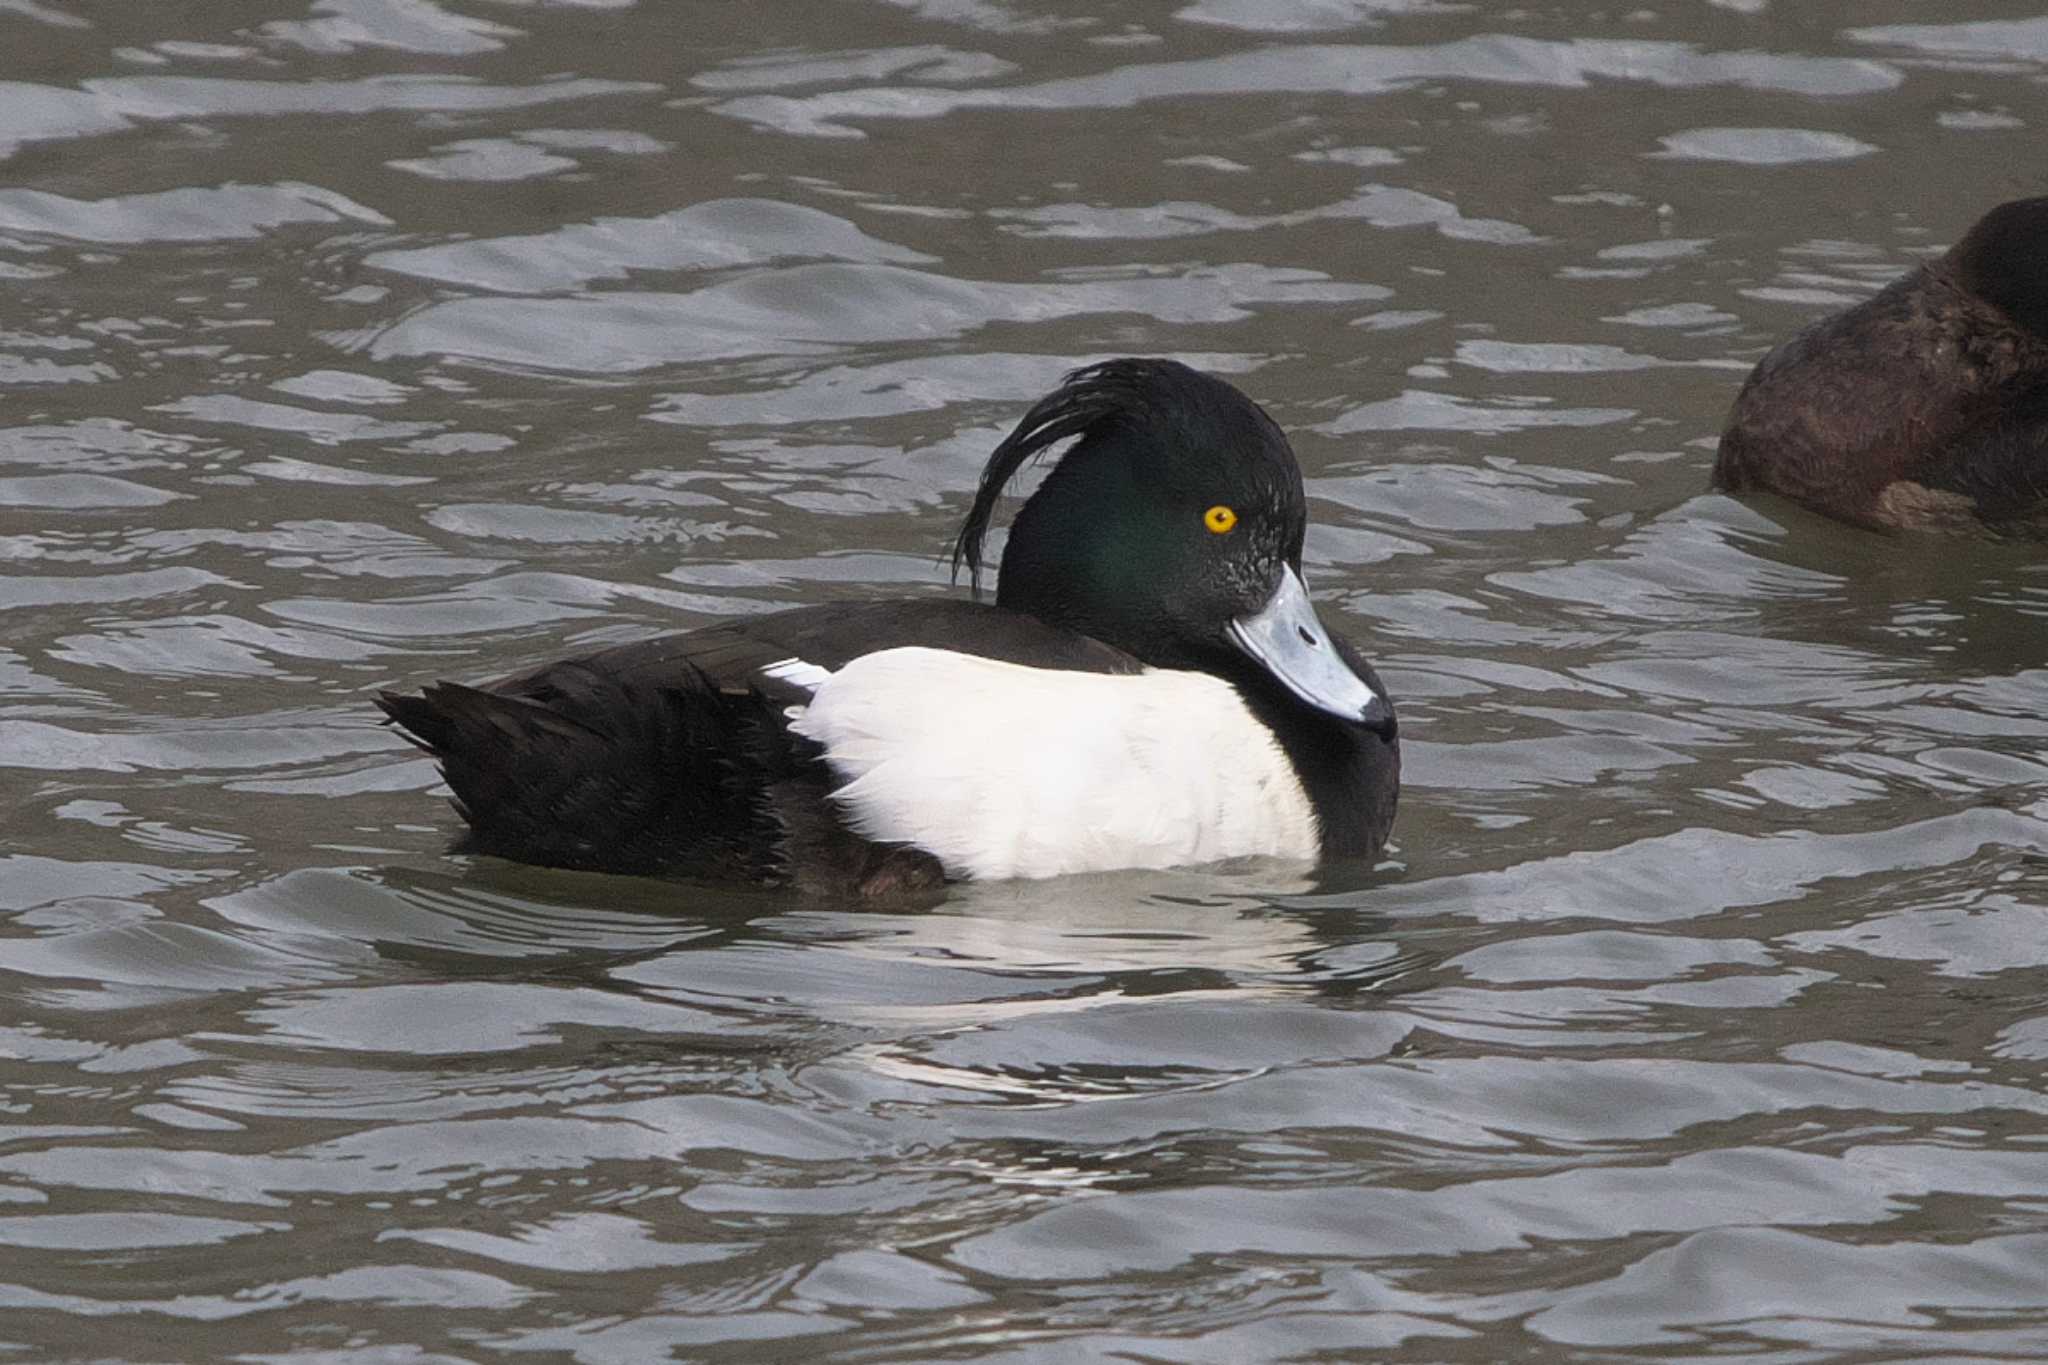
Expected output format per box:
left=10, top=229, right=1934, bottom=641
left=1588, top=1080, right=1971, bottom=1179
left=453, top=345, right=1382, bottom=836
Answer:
left=1713, top=197, right=2048, bottom=532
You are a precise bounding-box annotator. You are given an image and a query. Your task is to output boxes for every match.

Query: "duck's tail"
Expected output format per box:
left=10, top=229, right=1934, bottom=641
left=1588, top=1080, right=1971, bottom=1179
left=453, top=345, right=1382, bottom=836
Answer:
left=376, top=664, right=792, bottom=880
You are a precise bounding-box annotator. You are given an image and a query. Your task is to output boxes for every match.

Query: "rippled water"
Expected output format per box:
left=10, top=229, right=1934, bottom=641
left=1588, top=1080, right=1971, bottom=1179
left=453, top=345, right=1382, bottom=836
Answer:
left=7, top=1, right=2048, bottom=1358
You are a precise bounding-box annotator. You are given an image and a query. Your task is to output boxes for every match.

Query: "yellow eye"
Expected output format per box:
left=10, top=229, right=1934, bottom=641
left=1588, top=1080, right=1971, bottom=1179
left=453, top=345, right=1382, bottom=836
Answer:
left=1204, top=505, right=1238, bottom=534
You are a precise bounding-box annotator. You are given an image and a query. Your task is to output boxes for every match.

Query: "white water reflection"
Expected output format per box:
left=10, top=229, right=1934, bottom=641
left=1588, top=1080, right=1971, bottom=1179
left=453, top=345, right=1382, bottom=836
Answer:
left=1849, top=17, right=2048, bottom=64
left=258, top=0, right=524, bottom=57
left=370, top=262, right=1384, bottom=370
left=366, top=199, right=935, bottom=292
left=991, top=183, right=1543, bottom=244
left=711, top=37, right=1900, bottom=137
left=1652, top=126, right=1880, bottom=164
left=0, top=182, right=388, bottom=243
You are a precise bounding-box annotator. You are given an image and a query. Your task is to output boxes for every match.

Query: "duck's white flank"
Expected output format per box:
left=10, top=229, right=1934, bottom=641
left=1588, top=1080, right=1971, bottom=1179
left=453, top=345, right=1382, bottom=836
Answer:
left=786, top=646, right=1319, bottom=881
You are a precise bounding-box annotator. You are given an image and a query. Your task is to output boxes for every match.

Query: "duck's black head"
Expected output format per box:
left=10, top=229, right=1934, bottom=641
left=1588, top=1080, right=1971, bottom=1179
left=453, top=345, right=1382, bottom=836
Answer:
left=953, top=359, right=1392, bottom=738
left=1949, top=196, right=2048, bottom=339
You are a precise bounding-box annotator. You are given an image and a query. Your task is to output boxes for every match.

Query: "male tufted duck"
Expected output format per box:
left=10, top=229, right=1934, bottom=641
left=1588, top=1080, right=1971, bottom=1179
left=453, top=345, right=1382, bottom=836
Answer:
left=377, top=360, right=1399, bottom=895
left=1715, top=196, right=2048, bottom=532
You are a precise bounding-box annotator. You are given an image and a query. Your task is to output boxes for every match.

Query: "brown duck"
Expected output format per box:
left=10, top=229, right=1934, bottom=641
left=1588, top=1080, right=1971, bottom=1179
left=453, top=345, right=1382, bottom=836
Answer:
left=1715, top=197, right=2048, bottom=532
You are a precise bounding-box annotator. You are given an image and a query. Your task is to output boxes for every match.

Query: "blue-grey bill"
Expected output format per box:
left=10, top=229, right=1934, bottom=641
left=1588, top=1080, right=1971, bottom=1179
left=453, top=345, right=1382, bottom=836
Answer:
left=1228, top=567, right=1393, bottom=732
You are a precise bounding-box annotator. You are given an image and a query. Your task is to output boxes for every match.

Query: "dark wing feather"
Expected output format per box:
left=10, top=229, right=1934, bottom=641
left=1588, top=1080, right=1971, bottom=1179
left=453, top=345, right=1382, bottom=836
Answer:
left=1913, top=387, right=2048, bottom=530
left=376, top=662, right=792, bottom=880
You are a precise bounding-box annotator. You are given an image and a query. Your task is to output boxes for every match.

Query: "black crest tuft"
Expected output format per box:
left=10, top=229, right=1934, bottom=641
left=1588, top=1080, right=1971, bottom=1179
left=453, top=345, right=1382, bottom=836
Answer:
left=949, top=358, right=1281, bottom=596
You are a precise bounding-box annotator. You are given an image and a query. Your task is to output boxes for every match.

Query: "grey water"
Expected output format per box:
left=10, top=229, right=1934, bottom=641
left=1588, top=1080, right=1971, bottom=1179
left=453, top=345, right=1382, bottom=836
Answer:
left=5, top=0, right=2048, bottom=1359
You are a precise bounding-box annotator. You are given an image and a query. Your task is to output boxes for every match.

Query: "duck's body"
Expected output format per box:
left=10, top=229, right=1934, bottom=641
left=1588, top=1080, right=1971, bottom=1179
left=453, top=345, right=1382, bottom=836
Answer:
left=379, top=361, right=1399, bottom=893
left=1714, top=197, right=2048, bottom=532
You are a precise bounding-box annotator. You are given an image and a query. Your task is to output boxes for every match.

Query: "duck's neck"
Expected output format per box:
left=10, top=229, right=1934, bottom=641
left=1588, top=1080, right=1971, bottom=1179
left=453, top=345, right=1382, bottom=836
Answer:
left=1228, top=657, right=1400, bottom=861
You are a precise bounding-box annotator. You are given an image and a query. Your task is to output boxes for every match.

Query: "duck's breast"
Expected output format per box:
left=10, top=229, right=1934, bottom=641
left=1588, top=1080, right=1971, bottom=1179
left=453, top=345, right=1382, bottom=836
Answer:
left=787, top=647, right=1319, bottom=880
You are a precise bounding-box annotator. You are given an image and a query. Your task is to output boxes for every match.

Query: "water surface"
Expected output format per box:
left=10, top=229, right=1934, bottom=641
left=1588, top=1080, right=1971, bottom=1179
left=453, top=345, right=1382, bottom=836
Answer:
left=6, top=0, right=2048, bottom=1358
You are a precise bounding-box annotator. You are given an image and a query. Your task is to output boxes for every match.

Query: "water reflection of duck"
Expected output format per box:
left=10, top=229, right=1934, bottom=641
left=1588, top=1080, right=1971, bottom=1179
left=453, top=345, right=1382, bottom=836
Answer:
left=1714, top=197, right=2048, bottom=533
left=378, top=360, right=1400, bottom=896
